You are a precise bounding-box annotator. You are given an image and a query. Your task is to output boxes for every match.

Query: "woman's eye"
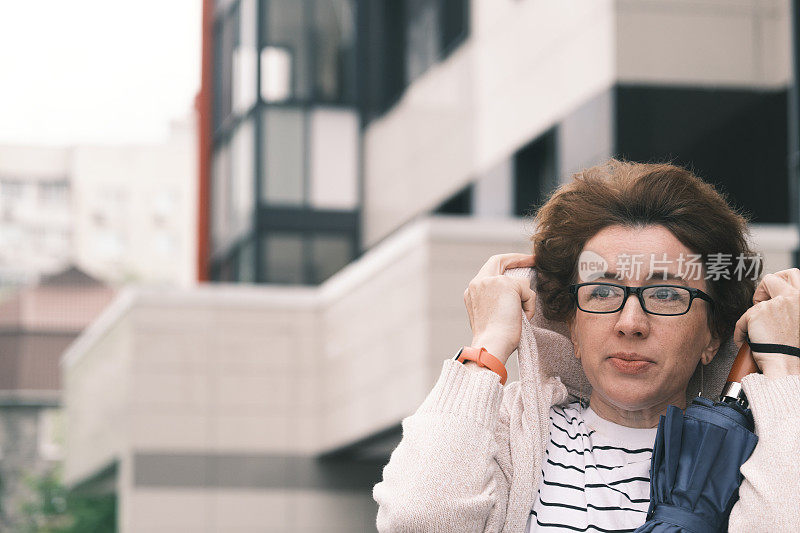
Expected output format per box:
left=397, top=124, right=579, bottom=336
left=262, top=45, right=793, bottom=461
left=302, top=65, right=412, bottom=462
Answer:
left=652, top=288, right=678, bottom=300
left=591, top=287, right=613, bottom=298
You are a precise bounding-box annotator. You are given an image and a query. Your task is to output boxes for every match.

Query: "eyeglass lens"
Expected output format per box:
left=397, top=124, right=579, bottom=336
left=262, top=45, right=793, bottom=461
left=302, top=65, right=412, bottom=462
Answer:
left=576, top=284, right=692, bottom=314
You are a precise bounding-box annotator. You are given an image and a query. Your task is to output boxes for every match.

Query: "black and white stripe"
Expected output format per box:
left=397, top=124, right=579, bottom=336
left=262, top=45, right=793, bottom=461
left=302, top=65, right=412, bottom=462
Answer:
left=526, top=401, right=657, bottom=532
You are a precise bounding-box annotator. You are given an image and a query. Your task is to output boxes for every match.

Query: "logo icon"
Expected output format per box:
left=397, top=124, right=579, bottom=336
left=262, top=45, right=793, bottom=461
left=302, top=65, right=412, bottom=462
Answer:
left=578, top=250, right=608, bottom=282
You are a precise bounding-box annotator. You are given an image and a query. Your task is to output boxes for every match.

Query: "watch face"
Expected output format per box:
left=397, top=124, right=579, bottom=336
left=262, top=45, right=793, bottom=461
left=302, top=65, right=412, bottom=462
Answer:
left=453, top=347, right=465, bottom=361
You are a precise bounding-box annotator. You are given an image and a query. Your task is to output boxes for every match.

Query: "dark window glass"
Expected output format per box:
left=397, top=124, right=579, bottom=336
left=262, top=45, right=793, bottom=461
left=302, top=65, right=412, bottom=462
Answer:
left=382, top=0, right=407, bottom=109
left=406, top=0, right=440, bottom=82
left=219, top=256, right=237, bottom=282
left=358, top=0, right=468, bottom=122
left=261, top=108, right=306, bottom=205
left=313, top=0, right=357, bottom=103
left=435, top=184, right=473, bottom=215
left=262, top=232, right=305, bottom=284
left=615, top=86, right=790, bottom=223
left=231, top=118, right=256, bottom=237
left=514, top=128, right=558, bottom=217
left=310, top=233, right=353, bottom=283
left=440, top=0, right=468, bottom=53
left=261, top=0, right=309, bottom=102
left=238, top=240, right=256, bottom=282
left=211, top=143, right=232, bottom=252
left=214, top=8, right=237, bottom=130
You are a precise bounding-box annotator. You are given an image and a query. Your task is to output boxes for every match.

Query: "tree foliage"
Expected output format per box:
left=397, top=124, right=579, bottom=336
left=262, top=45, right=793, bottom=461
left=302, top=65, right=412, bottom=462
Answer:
left=16, top=468, right=115, bottom=533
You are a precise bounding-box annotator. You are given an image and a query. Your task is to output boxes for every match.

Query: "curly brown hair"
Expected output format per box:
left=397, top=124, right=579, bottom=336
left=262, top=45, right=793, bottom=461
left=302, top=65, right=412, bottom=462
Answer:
left=531, top=158, right=760, bottom=345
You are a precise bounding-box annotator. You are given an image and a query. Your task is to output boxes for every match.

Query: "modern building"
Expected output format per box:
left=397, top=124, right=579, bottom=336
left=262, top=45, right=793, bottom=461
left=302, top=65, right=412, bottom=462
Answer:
left=71, top=118, right=198, bottom=287
left=0, top=266, right=115, bottom=529
left=63, top=1, right=800, bottom=532
left=201, top=0, right=359, bottom=284
left=0, top=145, right=73, bottom=287
left=0, top=118, right=197, bottom=289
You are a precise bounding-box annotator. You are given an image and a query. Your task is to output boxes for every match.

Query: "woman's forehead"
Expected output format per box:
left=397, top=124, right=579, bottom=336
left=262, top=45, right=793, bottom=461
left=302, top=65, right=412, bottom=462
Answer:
left=580, top=225, right=703, bottom=284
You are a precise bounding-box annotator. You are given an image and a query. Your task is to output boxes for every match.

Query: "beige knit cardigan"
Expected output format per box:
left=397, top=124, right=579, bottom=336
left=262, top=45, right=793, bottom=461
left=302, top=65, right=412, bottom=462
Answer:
left=373, top=268, right=800, bottom=532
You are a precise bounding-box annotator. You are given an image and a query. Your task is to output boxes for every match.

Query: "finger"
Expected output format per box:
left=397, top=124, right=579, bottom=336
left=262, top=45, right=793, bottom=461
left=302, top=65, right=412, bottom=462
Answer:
left=753, top=272, right=795, bottom=304
left=772, top=268, right=800, bottom=290
left=463, top=289, right=474, bottom=330
left=510, top=277, right=537, bottom=320
left=733, top=306, right=754, bottom=347
left=477, top=253, right=536, bottom=278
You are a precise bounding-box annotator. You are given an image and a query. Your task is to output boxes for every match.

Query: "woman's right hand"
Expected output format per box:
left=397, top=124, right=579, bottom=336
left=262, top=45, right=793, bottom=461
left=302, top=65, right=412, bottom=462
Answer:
left=463, top=253, right=537, bottom=365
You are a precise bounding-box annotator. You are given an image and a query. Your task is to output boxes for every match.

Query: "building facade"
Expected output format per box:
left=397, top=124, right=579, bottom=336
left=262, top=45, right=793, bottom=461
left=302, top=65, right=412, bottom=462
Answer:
left=0, top=118, right=197, bottom=289
left=0, top=266, right=115, bottom=529
left=205, top=0, right=360, bottom=284
left=0, top=146, right=73, bottom=287
left=65, top=1, right=800, bottom=532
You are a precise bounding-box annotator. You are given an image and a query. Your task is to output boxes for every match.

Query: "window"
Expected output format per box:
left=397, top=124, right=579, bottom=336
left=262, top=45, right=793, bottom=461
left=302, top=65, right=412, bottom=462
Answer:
left=231, top=119, right=256, bottom=236
left=38, top=180, right=69, bottom=204
left=259, top=0, right=356, bottom=104
left=360, top=0, right=469, bottom=120
left=233, top=0, right=259, bottom=114
left=313, top=0, right=356, bottom=103
left=309, top=108, right=358, bottom=210
left=262, top=232, right=304, bottom=284
left=310, top=233, right=352, bottom=283
left=260, top=46, right=293, bottom=102
left=238, top=239, right=256, bottom=282
left=261, top=0, right=310, bottom=101
left=435, top=184, right=473, bottom=215
left=513, top=128, right=558, bottom=217
left=406, top=0, right=440, bottom=82
left=261, top=108, right=305, bottom=205
left=214, top=7, right=236, bottom=129
left=440, top=0, right=468, bottom=54
left=0, top=179, right=23, bottom=200
left=211, top=143, right=232, bottom=250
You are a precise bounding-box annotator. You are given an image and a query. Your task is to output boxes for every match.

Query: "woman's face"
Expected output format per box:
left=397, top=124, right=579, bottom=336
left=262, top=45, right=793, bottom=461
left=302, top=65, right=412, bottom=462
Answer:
left=568, top=224, right=720, bottom=417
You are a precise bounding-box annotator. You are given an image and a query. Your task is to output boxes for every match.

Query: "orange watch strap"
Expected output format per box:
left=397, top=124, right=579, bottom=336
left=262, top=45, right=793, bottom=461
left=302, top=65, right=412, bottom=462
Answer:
left=457, top=346, right=507, bottom=385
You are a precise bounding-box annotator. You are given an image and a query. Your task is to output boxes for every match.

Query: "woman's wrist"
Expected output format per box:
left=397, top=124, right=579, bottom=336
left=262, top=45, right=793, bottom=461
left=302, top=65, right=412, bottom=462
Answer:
left=758, top=357, right=800, bottom=378
left=469, top=337, right=512, bottom=365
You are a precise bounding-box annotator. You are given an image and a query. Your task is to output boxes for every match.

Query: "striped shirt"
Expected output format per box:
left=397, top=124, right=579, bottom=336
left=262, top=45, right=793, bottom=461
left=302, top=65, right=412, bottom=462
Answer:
left=525, top=400, right=658, bottom=533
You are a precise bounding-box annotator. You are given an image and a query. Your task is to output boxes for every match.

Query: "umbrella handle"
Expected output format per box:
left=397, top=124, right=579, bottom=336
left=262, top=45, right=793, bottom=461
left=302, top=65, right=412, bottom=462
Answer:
left=719, top=343, right=760, bottom=409
left=725, top=342, right=760, bottom=383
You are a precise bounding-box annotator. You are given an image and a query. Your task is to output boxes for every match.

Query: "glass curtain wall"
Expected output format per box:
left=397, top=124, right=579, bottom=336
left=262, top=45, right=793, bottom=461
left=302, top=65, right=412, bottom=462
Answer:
left=210, top=0, right=359, bottom=285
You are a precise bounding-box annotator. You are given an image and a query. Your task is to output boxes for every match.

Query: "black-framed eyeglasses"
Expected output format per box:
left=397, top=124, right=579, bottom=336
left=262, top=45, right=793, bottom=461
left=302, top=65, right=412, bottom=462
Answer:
left=568, top=282, right=715, bottom=316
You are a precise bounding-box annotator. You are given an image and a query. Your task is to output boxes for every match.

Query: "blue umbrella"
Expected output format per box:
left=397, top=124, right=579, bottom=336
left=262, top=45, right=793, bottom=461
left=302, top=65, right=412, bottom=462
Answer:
left=635, top=345, right=760, bottom=533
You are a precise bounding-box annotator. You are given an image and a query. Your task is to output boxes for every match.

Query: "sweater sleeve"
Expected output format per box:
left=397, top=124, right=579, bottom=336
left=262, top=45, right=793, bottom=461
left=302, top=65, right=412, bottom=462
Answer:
left=727, top=373, right=800, bottom=532
left=373, top=358, right=512, bottom=533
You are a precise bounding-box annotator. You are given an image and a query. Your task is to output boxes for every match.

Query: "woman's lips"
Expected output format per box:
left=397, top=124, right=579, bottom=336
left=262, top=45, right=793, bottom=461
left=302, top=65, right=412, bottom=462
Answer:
left=608, top=357, right=654, bottom=374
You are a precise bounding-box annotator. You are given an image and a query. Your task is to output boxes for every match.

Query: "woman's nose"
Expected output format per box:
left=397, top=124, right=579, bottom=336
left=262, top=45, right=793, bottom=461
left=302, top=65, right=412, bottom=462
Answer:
left=615, top=295, right=650, bottom=337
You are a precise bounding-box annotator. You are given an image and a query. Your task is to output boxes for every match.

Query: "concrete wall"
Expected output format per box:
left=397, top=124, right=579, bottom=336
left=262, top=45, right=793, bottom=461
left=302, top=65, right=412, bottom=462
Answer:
left=363, top=0, right=617, bottom=247
left=362, top=0, right=792, bottom=248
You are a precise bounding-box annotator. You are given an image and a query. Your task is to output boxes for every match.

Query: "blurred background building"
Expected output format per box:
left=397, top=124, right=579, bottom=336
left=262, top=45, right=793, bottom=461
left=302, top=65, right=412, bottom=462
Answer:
left=0, top=266, right=115, bottom=529
left=46, top=0, right=800, bottom=532
left=0, top=118, right=197, bottom=289
left=0, top=117, right=196, bottom=528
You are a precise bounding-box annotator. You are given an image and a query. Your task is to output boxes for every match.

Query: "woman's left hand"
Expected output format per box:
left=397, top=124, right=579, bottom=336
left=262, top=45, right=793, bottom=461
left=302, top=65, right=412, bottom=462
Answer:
left=733, top=268, right=800, bottom=377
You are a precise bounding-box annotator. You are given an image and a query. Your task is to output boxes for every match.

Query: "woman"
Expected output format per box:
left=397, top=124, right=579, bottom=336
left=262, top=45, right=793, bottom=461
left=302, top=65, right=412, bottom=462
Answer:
left=373, top=160, right=800, bottom=532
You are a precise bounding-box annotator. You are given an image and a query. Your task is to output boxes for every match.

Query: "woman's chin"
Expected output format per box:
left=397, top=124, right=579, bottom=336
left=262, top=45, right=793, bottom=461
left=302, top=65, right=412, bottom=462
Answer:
left=597, top=381, right=661, bottom=409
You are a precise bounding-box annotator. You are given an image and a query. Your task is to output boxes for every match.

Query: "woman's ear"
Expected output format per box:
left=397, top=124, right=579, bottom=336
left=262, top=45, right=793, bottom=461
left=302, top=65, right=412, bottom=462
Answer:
left=567, top=317, right=581, bottom=360
left=700, top=333, right=721, bottom=365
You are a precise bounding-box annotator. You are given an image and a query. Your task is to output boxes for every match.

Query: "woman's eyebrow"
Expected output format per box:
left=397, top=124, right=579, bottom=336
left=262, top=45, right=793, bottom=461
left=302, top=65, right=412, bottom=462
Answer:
left=597, top=271, right=687, bottom=282
left=646, top=271, right=686, bottom=282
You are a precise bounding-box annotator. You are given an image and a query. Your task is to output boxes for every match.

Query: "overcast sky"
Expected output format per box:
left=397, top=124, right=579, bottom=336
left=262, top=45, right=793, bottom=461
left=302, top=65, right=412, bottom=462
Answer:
left=0, top=0, right=200, bottom=146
